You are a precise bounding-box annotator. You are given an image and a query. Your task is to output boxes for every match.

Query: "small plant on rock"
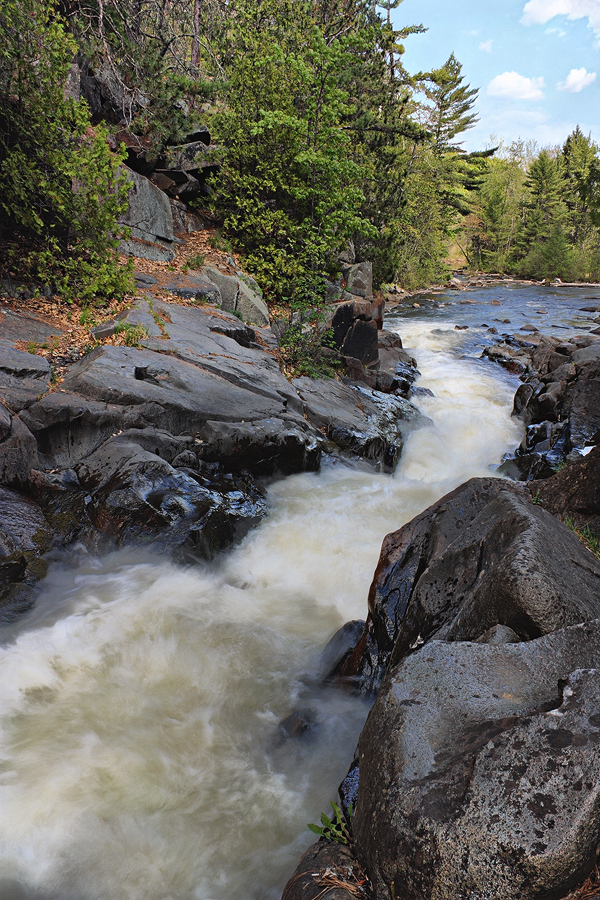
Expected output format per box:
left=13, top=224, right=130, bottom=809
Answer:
left=308, top=801, right=353, bottom=846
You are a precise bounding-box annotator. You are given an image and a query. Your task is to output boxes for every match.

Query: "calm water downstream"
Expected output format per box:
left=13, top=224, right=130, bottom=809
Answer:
left=0, top=283, right=597, bottom=899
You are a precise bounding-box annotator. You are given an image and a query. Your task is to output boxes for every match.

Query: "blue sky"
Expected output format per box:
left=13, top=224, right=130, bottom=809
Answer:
left=391, top=0, right=600, bottom=152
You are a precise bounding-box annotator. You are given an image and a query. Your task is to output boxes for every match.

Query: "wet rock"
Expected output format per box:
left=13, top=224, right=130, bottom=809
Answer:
left=282, top=840, right=369, bottom=900
left=278, top=709, right=317, bottom=741
left=337, top=477, right=600, bottom=694
left=194, top=419, right=321, bottom=476
left=293, top=377, right=421, bottom=472
left=0, top=487, right=53, bottom=619
left=317, top=620, right=366, bottom=682
left=74, top=434, right=267, bottom=559
left=354, top=633, right=600, bottom=900
left=0, top=347, right=51, bottom=410
left=0, top=414, right=38, bottom=486
left=530, top=446, right=600, bottom=534
left=341, top=320, right=379, bottom=367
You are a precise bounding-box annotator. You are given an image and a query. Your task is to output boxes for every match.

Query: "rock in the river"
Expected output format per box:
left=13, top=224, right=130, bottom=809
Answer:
left=354, top=625, right=600, bottom=900
left=74, top=431, right=267, bottom=559
left=337, top=477, right=600, bottom=693
left=293, top=376, right=421, bottom=471
left=282, top=840, right=369, bottom=900
left=0, top=487, right=53, bottom=619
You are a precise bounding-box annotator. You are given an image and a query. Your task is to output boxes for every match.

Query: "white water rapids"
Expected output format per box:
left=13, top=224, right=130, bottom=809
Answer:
left=0, top=319, right=523, bottom=900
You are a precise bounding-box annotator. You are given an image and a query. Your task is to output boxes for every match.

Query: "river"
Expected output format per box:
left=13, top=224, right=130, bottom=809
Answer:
left=1, top=283, right=597, bottom=900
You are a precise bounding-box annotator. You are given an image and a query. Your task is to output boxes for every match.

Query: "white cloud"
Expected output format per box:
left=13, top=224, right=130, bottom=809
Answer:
left=557, top=67, right=597, bottom=90
left=479, top=40, right=493, bottom=52
left=487, top=71, right=545, bottom=100
left=522, top=0, right=600, bottom=43
left=544, top=26, right=568, bottom=35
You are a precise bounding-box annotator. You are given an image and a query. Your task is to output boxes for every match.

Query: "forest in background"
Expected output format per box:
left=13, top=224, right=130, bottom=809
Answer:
left=1, top=0, right=600, bottom=312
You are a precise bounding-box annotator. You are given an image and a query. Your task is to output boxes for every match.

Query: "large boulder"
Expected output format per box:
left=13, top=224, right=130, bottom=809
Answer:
left=21, top=299, right=315, bottom=474
left=531, top=445, right=600, bottom=534
left=354, top=624, right=600, bottom=900
left=73, top=431, right=267, bottom=559
left=336, top=477, right=600, bottom=693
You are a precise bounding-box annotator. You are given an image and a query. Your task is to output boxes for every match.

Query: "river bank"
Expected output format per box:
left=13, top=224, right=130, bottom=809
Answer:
left=1, top=278, right=600, bottom=899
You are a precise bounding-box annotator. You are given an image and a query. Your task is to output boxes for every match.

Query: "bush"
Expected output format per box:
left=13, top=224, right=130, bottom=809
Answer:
left=0, top=0, right=133, bottom=301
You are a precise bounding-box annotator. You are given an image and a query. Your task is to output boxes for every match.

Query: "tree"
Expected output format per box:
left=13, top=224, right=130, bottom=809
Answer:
left=420, top=53, right=478, bottom=153
left=207, top=0, right=375, bottom=303
left=0, top=0, right=132, bottom=300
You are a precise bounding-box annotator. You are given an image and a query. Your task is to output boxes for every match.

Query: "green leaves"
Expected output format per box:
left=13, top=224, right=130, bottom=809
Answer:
left=0, top=0, right=133, bottom=301
left=307, top=801, right=353, bottom=845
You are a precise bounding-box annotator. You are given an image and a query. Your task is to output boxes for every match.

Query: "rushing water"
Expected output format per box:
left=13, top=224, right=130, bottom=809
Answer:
left=3, top=284, right=587, bottom=900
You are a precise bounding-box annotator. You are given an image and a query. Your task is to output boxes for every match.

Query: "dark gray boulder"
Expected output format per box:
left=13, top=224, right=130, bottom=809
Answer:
left=194, top=419, right=321, bottom=475
left=354, top=626, right=600, bottom=900
left=74, top=432, right=267, bottom=559
left=531, top=445, right=600, bottom=534
left=293, top=377, right=421, bottom=472
left=118, top=166, right=177, bottom=262
left=0, top=305, right=63, bottom=347
left=282, top=840, right=369, bottom=900
left=0, top=414, right=39, bottom=486
left=0, top=487, right=53, bottom=620
left=0, top=347, right=51, bottom=410
left=336, top=477, right=600, bottom=693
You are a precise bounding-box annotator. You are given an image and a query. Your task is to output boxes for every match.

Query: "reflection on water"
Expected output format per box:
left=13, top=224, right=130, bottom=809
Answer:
left=0, top=311, right=524, bottom=900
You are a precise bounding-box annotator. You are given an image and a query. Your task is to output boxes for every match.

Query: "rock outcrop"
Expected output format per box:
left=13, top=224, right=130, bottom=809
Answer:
left=0, top=287, right=422, bottom=616
left=495, top=334, right=600, bottom=479
left=282, top=472, right=600, bottom=900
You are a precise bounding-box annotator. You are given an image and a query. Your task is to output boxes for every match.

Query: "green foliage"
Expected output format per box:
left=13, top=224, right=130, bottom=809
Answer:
left=469, top=129, right=600, bottom=281
left=208, top=0, right=376, bottom=303
left=184, top=252, right=206, bottom=271
left=208, top=232, right=233, bottom=255
left=308, top=801, right=352, bottom=845
left=280, top=318, right=340, bottom=378
left=0, top=0, right=133, bottom=301
left=565, top=517, right=600, bottom=559
left=114, top=321, right=149, bottom=345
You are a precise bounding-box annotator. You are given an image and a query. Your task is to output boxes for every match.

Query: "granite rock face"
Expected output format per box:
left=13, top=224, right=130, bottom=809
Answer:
left=336, top=477, right=600, bottom=694
left=293, top=376, right=422, bottom=472
left=354, top=630, right=600, bottom=900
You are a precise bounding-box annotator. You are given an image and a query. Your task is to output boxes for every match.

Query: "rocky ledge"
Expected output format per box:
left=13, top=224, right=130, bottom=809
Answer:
left=284, top=462, right=600, bottom=900
left=0, top=268, right=423, bottom=619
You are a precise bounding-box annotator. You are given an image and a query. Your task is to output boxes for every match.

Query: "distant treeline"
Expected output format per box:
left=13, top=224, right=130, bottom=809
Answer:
left=466, top=130, right=600, bottom=282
